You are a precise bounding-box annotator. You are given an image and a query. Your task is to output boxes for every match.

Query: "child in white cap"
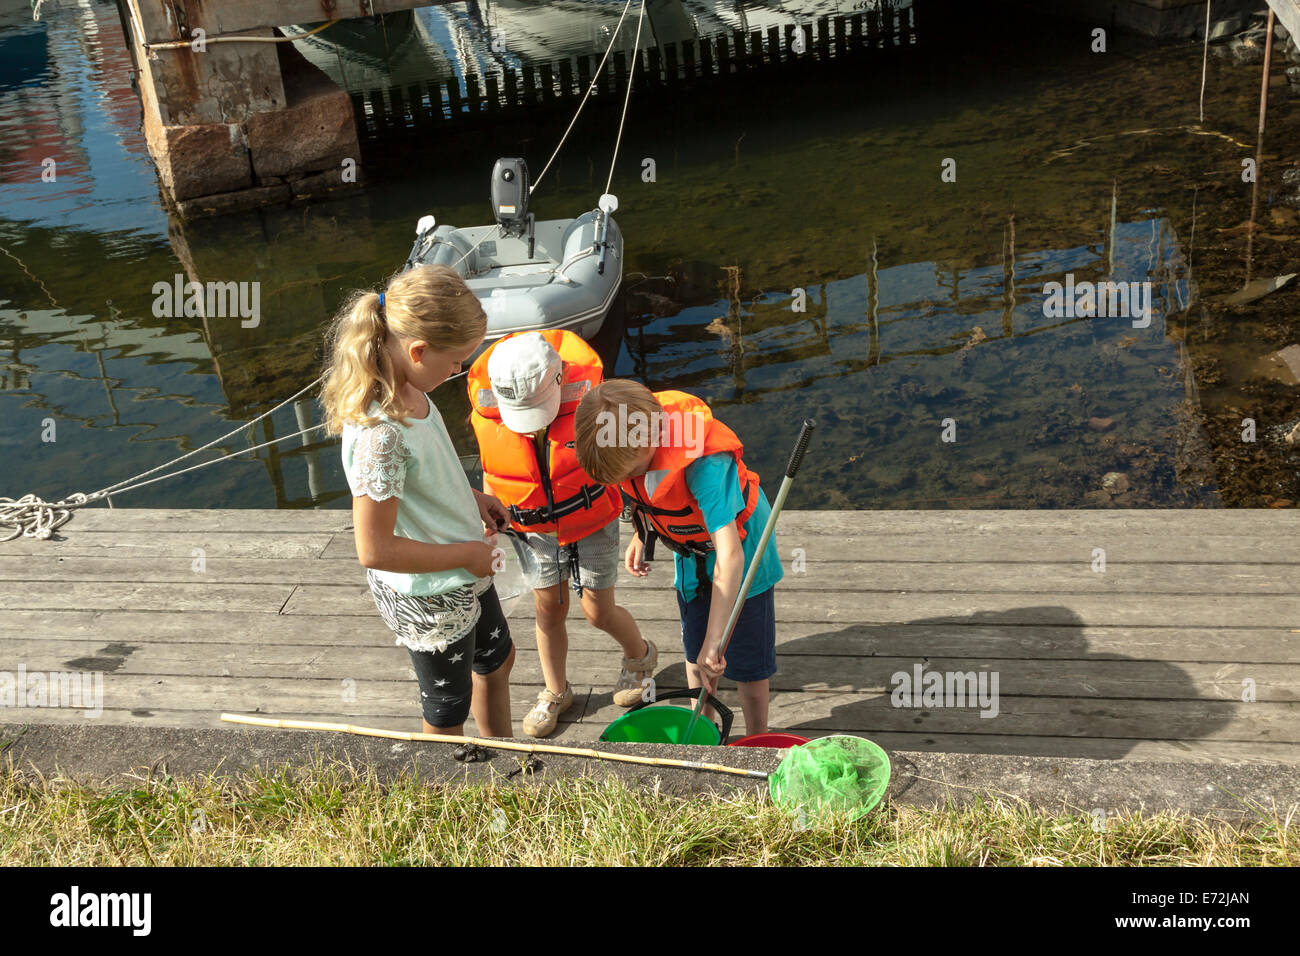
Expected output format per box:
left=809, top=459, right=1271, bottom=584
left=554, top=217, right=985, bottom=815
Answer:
left=467, top=330, right=656, bottom=737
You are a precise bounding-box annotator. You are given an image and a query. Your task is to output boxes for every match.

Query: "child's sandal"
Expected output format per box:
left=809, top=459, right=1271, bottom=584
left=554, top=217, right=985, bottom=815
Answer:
left=612, top=638, right=658, bottom=707
left=522, top=681, right=574, bottom=738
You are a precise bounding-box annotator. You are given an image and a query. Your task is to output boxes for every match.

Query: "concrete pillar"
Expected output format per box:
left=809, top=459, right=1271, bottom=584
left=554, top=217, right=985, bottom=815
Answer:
left=121, top=0, right=364, bottom=218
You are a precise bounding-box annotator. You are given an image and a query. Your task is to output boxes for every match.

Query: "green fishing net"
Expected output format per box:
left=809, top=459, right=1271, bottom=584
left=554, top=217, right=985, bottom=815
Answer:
left=768, top=735, right=891, bottom=822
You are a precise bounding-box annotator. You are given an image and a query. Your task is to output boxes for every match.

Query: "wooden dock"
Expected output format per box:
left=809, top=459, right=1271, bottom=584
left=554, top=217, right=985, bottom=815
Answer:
left=2, top=508, right=1298, bottom=764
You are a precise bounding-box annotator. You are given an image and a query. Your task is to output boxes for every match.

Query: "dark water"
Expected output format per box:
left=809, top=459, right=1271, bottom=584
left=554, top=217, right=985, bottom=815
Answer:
left=0, top=0, right=1258, bottom=512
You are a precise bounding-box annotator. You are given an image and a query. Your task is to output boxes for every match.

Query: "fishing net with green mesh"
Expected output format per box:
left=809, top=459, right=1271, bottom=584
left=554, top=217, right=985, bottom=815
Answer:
left=768, top=735, right=891, bottom=821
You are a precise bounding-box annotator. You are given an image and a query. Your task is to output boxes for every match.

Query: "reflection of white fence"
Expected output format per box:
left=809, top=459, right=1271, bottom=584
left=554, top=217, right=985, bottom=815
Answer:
left=351, top=4, right=917, bottom=141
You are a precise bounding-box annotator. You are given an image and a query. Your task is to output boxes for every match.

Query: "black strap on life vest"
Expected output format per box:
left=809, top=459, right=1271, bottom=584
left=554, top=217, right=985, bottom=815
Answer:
left=507, top=482, right=605, bottom=527
left=625, top=494, right=713, bottom=561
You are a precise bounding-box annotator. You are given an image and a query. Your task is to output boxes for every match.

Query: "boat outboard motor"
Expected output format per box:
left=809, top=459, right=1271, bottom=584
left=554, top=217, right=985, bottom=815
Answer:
left=492, top=157, right=536, bottom=256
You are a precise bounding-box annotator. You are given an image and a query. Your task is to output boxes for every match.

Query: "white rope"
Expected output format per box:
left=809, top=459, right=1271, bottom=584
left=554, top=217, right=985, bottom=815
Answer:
left=450, top=0, right=639, bottom=272
left=606, top=0, right=647, bottom=196
left=1200, top=0, right=1212, bottom=123
left=0, top=365, right=476, bottom=541
left=1, top=375, right=323, bottom=541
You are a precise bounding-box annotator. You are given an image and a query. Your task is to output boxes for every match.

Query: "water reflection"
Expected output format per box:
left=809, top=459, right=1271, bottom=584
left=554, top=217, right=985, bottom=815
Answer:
left=0, top=0, right=1220, bottom=512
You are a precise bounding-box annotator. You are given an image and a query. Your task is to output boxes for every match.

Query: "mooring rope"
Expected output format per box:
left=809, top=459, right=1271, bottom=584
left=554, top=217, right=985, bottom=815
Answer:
left=1, top=364, right=479, bottom=542
left=449, top=0, right=645, bottom=272
left=0, top=375, right=323, bottom=541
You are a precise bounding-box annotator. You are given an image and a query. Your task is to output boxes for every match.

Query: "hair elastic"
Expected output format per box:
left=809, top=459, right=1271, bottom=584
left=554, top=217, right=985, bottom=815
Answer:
left=378, top=292, right=385, bottom=308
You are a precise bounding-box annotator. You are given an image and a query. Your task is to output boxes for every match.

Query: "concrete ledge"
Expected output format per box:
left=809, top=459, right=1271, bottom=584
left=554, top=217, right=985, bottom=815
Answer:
left=4, top=723, right=1296, bottom=822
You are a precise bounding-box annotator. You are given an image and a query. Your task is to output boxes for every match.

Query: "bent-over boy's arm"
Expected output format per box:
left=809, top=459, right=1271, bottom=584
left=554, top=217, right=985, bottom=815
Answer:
left=353, top=493, right=492, bottom=576
left=698, top=520, right=743, bottom=674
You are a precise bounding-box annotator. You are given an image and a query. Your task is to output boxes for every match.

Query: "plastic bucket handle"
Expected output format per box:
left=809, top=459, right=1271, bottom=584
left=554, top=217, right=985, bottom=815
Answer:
left=619, top=687, right=733, bottom=744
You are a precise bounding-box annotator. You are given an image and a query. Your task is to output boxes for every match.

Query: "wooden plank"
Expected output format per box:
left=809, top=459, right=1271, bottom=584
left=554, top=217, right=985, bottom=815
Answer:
left=0, top=531, right=334, bottom=558
left=558, top=58, right=575, bottom=100
left=680, top=38, right=696, bottom=79
left=613, top=50, right=628, bottom=93
left=5, top=611, right=1297, bottom=663
left=6, top=670, right=1291, bottom=741
left=406, top=83, right=428, bottom=132
left=0, top=678, right=593, bottom=729
left=446, top=74, right=463, bottom=115
left=7, top=556, right=1297, bottom=593
left=484, top=73, right=500, bottom=112
left=9, top=526, right=1293, bottom=565
left=50, top=509, right=1300, bottom=537
left=0, top=582, right=296, bottom=614
left=699, top=35, right=714, bottom=78
left=522, top=63, right=537, bottom=105
left=13, top=640, right=1298, bottom=700
left=0, top=705, right=606, bottom=741
left=318, top=530, right=1300, bottom=564
left=280, top=585, right=1300, bottom=629
left=465, top=73, right=481, bottom=114
left=663, top=43, right=679, bottom=87
left=503, top=69, right=518, bottom=108
left=577, top=54, right=592, bottom=96
left=537, top=62, right=553, bottom=103
left=348, top=91, right=370, bottom=142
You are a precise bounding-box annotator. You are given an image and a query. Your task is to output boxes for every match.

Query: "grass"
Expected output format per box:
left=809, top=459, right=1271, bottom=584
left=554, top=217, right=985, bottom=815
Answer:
left=1, top=759, right=1295, bottom=866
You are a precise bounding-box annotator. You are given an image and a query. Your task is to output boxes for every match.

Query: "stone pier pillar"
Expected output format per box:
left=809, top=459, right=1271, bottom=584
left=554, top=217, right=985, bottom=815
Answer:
left=120, top=0, right=364, bottom=218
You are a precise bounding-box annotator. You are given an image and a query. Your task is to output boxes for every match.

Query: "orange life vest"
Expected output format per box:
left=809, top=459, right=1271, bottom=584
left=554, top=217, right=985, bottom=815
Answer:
left=468, top=330, right=621, bottom=545
left=620, top=390, right=761, bottom=559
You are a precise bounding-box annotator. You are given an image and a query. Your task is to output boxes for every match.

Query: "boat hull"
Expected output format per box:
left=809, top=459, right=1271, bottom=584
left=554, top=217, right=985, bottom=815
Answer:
left=414, top=209, right=623, bottom=360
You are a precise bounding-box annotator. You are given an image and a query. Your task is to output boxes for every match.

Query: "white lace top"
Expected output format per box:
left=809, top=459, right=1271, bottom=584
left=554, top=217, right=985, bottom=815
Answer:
left=341, top=393, right=486, bottom=597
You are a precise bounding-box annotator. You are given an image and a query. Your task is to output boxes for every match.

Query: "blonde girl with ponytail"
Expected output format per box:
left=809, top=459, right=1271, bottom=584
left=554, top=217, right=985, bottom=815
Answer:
left=322, top=264, right=515, bottom=738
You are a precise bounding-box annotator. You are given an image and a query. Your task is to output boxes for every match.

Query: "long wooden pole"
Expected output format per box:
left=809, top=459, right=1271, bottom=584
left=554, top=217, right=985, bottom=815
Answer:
left=220, top=713, right=769, bottom=779
left=1247, top=9, right=1277, bottom=284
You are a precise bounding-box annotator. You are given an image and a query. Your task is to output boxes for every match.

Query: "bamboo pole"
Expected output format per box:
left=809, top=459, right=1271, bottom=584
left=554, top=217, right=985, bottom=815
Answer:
left=220, top=713, right=769, bottom=779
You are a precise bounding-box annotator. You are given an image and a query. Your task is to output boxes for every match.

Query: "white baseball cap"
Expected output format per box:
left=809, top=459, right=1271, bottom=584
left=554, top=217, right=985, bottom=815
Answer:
left=487, top=332, right=563, bottom=434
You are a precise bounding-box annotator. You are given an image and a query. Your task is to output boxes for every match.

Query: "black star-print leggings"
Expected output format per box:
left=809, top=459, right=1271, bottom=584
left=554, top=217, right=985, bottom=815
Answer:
left=405, top=584, right=513, bottom=728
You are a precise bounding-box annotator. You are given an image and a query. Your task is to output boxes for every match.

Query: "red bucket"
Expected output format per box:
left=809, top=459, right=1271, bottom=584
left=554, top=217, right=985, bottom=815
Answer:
left=728, top=732, right=809, bottom=749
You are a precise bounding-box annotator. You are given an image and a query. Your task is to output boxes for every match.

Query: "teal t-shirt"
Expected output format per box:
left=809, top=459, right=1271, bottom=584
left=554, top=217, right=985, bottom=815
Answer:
left=656, top=452, right=783, bottom=604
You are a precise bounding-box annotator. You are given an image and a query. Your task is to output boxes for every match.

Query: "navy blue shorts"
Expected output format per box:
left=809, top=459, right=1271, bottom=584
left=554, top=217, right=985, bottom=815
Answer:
left=677, top=585, right=777, bottom=683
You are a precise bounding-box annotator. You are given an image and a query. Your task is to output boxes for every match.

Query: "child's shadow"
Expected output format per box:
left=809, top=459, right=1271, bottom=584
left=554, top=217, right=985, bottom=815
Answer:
left=652, top=605, right=1236, bottom=759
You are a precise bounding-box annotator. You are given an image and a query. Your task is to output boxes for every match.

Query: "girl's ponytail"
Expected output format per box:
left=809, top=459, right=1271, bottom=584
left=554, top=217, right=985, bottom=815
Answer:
left=321, top=264, right=486, bottom=434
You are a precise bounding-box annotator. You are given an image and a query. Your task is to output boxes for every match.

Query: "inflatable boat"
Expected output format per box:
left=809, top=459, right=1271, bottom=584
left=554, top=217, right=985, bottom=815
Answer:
left=403, top=157, right=623, bottom=359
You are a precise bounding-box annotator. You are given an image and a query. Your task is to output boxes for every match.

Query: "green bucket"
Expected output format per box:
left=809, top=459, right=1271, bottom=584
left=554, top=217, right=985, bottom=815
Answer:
left=598, top=689, right=733, bottom=745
